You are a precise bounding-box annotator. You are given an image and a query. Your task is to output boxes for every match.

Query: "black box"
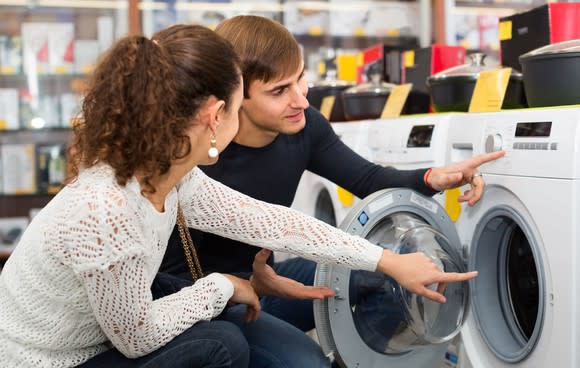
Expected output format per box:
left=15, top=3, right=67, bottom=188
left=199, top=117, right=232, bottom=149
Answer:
left=499, top=3, right=580, bottom=71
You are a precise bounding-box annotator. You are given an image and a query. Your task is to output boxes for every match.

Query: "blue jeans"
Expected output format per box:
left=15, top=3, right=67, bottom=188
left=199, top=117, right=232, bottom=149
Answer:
left=223, top=304, right=329, bottom=368
left=78, top=320, right=249, bottom=368
left=224, top=257, right=330, bottom=368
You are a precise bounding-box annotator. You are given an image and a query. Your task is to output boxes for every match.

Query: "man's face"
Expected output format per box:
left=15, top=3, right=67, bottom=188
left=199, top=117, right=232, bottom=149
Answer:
left=240, top=62, right=310, bottom=136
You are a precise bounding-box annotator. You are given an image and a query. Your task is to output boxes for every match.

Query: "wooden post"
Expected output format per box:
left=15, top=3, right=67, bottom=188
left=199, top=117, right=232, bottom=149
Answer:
left=128, top=0, right=141, bottom=35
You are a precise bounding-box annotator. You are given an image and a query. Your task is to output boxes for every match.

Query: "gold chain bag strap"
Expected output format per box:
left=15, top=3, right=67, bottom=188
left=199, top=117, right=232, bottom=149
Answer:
left=176, top=204, right=204, bottom=282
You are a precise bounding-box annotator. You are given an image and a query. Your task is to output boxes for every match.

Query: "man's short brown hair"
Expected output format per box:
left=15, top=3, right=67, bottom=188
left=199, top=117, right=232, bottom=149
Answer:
left=216, top=15, right=302, bottom=98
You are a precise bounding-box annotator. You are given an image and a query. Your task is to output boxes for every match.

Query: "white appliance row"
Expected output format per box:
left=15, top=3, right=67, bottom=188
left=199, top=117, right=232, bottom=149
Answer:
left=291, top=106, right=580, bottom=368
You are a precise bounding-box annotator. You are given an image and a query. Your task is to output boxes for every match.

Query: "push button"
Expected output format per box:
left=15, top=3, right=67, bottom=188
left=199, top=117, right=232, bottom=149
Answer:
left=357, top=211, right=369, bottom=226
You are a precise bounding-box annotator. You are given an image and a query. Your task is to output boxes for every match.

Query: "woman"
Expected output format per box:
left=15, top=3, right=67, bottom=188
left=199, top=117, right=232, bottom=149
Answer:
left=0, top=25, right=476, bottom=368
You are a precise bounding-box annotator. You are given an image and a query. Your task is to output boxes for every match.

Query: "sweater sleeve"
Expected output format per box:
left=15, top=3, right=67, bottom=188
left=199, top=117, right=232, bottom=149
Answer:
left=178, top=168, right=384, bottom=272
left=70, top=191, right=233, bottom=359
left=304, top=108, right=437, bottom=197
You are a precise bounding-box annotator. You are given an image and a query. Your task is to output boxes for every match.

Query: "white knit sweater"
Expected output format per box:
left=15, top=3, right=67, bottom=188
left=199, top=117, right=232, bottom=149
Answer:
left=0, top=164, right=383, bottom=367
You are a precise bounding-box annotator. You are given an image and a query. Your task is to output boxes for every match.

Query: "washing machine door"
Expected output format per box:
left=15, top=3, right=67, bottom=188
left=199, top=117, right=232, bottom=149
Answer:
left=313, top=188, right=468, bottom=368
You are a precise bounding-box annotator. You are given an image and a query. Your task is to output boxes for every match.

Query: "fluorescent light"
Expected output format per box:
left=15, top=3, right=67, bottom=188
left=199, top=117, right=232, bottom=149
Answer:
left=0, top=0, right=28, bottom=5
left=35, top=0, right=127, bottom=9
left=174, top=2, right=283, bottom=12
left=454, top=6, right=517, bottom=17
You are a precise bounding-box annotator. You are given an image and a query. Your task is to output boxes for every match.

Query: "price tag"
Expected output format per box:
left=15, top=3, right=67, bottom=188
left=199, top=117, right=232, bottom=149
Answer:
left=404, top=51, right=415, bottom=68
left=468, top=68, right=511, bottom=113
left=0, top=66, right=16, bottom=75
left=380, top=83, right=412, bottom=118
left=319, top=95, right=336, bottom=120
left=499, top=21, right=512, bottom=41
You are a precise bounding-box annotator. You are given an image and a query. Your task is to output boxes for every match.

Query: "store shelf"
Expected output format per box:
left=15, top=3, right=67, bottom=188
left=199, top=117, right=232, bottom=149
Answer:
left=0, top=194, right=55, bottom=218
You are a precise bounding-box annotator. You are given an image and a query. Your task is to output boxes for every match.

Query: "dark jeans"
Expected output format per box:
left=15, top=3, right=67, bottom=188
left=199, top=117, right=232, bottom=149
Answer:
left=78, top=320, right=249, bottom=368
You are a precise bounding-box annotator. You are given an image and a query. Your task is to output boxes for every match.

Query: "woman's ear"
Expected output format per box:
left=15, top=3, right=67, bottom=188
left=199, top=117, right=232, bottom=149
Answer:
left=207, top=97, right=225, bottom=135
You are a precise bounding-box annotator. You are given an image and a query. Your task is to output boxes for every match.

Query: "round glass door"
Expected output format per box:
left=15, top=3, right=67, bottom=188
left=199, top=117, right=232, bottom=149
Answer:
left=349, top=213, right=468, bottom=355
left=313, top=188, right=468, bottom=368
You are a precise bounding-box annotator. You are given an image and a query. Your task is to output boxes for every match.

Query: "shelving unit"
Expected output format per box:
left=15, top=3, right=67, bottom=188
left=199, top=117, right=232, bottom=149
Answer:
left=0, top=1, right=130, bottom=262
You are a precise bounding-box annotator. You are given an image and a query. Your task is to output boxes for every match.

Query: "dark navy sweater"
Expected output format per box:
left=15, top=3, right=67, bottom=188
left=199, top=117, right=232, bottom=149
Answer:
left=160, top=107, right=433, bottom=277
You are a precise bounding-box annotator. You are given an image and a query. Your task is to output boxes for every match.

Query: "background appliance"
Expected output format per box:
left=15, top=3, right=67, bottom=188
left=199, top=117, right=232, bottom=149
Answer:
left=291, top=120, right=373, bottom=227
left=449, top=106, right=580, bottom=367
left=367, top=113, right=462, bottom=221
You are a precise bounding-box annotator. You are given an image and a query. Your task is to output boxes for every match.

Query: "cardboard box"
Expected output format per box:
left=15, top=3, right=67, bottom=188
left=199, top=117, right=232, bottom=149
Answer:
left=499, top=3, right=580, bottom=70
left=21, top=23, right=51, bottom=75
left=0, top=35, right=22, bottom=75
left=48, top=23, right=75, bottom=74
left=60, top=93, right=81, bottom=128
left=1, top=144, right=36, bottom=194
left=0, top=89, right=19, bottom=130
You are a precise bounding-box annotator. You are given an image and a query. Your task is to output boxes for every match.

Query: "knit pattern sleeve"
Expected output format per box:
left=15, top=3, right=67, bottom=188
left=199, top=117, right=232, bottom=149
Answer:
left=178, top=168, right=384, bottom=271
left=68, top=184, right=233, bottom=359
left=78, top=260, right=232, bottom=358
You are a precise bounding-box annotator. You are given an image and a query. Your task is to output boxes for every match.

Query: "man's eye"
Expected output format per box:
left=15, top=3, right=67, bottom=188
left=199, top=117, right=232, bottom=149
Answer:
left=273, top=87, right=287, bottom=96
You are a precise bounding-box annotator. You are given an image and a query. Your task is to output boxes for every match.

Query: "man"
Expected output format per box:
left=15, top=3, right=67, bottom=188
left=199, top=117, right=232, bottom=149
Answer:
left=158, top=15, right=503, bottom=367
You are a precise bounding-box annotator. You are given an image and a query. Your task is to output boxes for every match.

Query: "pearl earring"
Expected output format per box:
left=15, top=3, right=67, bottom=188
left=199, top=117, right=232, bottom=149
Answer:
left=208, top=135, right=219, bottom=159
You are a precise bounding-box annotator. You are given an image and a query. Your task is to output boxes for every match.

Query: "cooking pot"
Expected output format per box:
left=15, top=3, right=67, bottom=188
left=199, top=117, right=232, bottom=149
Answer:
left=427, top=53, right=527, bottom=112
left=307, top=76, right=354, bottom=122
left=519, top=39, right=580, bottom=108
left=341, top=74, right=397, bottom=121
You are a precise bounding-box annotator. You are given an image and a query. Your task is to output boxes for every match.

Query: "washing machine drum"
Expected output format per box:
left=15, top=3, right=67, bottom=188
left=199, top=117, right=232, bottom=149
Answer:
left=313, top=188, right=469, bottom=368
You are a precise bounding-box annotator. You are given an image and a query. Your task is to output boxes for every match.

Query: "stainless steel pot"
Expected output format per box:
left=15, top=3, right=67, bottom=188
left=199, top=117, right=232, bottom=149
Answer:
left=307, top=77, right=355, bottom=122
left=427, top=53, right=527, bottom=112
left=341, top=74, right=396, bottom=121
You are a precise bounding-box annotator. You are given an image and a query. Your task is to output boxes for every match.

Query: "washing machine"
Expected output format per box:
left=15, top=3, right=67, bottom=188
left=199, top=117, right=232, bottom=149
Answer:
left=315, top=114, right=468, bottom=368
left=312, top=106, right=580, bottom=368
left=291, top=120, right=374, bottom=227
left=447, top=106, right=580, bottom=368
left=313, top=187, right=470, bottom=368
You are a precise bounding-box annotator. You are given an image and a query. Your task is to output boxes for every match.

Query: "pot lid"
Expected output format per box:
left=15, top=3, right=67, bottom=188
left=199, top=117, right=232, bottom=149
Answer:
left=309, top=79, right=355, bottom=89
left=428, top=53, right=522, bottom=84
left=520, top=39, right=580, bottom=60
left=309, top=69, right=356, bottom=89
left=343, top=73, right=396, bottom=95
left=429, top=53, right=497, bottom=82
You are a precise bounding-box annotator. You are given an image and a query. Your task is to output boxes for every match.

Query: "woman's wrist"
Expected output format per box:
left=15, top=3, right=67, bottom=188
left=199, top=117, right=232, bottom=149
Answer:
left=376, top=249, right=398, bottom=276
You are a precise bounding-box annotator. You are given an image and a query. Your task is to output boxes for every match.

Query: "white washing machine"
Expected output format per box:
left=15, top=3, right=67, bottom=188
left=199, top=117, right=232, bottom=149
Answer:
left=291, top=120, right=374, bottom=227
left=313, top=187, right=470, bottom=368
left=447, top=106, right=580, bottom=367
left=311, top=106, right=580, bottom=368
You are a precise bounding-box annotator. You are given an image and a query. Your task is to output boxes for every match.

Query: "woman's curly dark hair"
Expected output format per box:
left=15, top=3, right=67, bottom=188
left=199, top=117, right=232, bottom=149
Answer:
left=67, top=25, right=241, bottom=195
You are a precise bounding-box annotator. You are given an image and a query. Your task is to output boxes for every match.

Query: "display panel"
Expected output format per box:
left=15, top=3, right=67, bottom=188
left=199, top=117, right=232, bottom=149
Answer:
left=515, top=122, right=552, bottom=137
left=406, top=124, right=434, bottom=147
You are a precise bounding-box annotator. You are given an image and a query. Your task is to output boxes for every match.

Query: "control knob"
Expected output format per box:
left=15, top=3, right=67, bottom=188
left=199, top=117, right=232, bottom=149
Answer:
left=485, top=134, right=503, bottom=153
